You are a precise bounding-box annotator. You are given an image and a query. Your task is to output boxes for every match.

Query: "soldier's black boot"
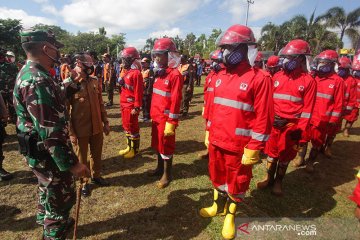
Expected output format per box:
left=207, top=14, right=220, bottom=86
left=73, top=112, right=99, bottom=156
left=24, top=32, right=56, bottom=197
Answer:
left=305, top=148, right=318, bottom=173
left=272, top=162, right=289, bottom=196
left=0, top=156, right=13, bottom=181
left=257, top=158, right=277, bottom=189
left=157, top=157, right=172, bottom=189
left=148, top=153, right=164, bottom=177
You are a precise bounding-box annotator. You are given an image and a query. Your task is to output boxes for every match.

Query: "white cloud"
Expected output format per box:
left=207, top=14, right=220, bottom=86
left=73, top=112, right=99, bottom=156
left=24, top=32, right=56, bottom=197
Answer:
left=41, top=5, right=59, bottom=16
left=250, top=26, right=262, bottom=41
left=59, top=0, right=208, bottom=32
left=0, top=7, right=55, bottom=28
left=222, top=0, right=303, bottom=23
left=126, top=38, right=147, bottom=50
left=149, top=28, right=182, bottom=39
left=32, top=0, right=48, bottom=3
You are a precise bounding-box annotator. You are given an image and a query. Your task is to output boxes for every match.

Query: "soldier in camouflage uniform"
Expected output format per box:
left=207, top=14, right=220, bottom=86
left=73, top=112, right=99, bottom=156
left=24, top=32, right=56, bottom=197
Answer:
left=0, top=48, right=14, bottom=181
left=0, top=50, right=18, bottom=123
left=13, top=29, right=89, bottom=240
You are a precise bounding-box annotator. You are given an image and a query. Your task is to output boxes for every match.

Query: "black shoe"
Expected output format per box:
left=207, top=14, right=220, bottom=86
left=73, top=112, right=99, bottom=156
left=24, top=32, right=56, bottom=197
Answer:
left=105, top=102, right=113, bottom=107
left=182, top=112, right=188, bottom=117
left=0, top=168, right=13, bottom=181
left=81, top=184, right=91, bottom=197
left=92, top=177, right=110, bottom=186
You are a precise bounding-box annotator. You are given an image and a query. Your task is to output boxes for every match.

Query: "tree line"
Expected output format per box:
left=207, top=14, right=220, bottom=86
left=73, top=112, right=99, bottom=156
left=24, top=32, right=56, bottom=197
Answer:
left=0, top=6, right=359, bottom=61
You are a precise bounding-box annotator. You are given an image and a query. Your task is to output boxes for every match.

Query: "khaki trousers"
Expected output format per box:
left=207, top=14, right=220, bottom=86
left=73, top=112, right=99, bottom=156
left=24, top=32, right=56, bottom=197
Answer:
left=75, top=133, right=104, bottom=182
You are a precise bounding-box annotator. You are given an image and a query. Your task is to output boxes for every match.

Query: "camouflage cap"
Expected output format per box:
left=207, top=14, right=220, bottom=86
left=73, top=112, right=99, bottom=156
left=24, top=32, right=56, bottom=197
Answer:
left=20, top=28, right=64, bottom=48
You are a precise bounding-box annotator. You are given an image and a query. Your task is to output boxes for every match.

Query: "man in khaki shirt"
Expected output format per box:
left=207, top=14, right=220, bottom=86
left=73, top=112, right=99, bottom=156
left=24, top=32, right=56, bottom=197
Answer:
left=69, top=53, right=110, bottom=196
left=102, top=53, right=114, bottom=106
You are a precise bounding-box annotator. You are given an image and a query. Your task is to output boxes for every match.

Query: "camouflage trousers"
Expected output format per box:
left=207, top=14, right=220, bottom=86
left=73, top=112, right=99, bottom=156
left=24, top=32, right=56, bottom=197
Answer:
left=105, top=79, right=115, bottom=104
left=181, top=84, right=193, bottom=113
left=29, top=157, right=76, bottom=240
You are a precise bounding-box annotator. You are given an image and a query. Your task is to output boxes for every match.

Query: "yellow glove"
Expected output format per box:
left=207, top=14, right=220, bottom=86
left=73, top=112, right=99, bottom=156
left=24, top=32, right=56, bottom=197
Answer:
left=241, top=147, right=260, bottom=165
left=204, top=130, right=209, bottom=148
left=164, top=122, right=176, bottom=136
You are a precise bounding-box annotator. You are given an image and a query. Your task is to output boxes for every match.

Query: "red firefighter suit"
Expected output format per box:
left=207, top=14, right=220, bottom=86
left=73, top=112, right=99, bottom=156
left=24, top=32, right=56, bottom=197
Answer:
left=342, top=75, right=358, bottom=122
left=120, top=69, right=143, bottom=136
left=309, top=72, right=344, bottom=148
left=265, top=68, right=316, bottom=162
left=150, top=68, right=183, bottom=157
left=203, top=66, right=224, bottom=130
left=208, top=62, right=274, bottom=202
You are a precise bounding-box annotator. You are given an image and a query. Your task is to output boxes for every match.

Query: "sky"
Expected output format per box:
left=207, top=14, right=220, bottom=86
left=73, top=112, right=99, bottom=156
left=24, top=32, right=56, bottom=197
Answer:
left=0, top=0, right=359, bottom=50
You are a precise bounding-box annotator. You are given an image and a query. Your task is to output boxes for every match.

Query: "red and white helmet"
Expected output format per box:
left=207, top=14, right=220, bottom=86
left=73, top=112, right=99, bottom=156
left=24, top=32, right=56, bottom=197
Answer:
left=338, top=57, right=351, bottom=68
left=209, top=49, right=223, bottom=60
left=216, top=24, right=256, bottom=47
left=315, top=50, right=338, bottom=62
left=280, top=39, right=311, bottom=56
left=267, top=55, right=280, bottom=68
left=152, top=38, right=180, bottom=68
left=152, top=38, right=177, bottom=54
left=352, top=54, right=360, bottom=71
left=121, top=47, right=140, bottom=59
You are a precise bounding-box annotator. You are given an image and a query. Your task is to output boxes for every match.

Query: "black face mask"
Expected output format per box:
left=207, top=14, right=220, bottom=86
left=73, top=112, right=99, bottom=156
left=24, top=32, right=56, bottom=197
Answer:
left=84, top=65, right=94, bottom=76
left=122, top=57, right=133, bottom=69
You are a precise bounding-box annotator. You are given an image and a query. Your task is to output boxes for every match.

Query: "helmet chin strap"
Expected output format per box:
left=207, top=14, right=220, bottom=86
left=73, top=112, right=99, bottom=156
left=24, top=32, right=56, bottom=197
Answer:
left=43, top=46, right=60, bottom=65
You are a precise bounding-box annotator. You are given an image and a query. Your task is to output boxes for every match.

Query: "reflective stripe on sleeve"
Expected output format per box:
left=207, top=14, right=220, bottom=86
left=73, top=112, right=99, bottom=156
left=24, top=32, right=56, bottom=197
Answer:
left=235, top=128, right=269, bottom=141
left=326, top=111, right=341, bottom=117
left=164, top=110, right=179, bottom=119
left=300, top=112, right=311, bottom=118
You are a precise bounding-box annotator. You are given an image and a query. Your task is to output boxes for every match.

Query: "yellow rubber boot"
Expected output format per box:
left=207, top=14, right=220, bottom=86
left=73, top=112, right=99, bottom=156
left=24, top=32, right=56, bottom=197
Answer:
left=222, top=198, right=237, bottom=240
left=199, top=189, right=228, bottom=218
left=119, top=135, right=131, bottom=156
left=123, top=137, right=140, bottom=159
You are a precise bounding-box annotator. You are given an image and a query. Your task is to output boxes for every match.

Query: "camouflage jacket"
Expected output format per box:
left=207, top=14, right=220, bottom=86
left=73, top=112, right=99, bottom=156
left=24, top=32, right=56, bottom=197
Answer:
left=13, top=60, right=78, bottom=171
left=0, top=62, right=18, bottom=92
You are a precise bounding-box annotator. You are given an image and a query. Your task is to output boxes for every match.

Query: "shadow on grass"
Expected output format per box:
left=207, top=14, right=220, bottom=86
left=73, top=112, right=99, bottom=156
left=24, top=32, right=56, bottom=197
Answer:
left=0, top=205, right=37, bottom=232
left=76, top=188, right=212, bottom=240
left=105, top=158, right=208, bottom=188
left=247, top=140, right=360, bottom=218
left=0, top=170, right=37, bottom=186
left=349, top=127, right=360, bottom=136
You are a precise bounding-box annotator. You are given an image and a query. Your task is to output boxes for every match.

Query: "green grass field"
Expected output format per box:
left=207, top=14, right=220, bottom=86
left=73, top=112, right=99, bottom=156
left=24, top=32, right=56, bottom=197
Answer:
left=1, top=81, right=359, bottom=239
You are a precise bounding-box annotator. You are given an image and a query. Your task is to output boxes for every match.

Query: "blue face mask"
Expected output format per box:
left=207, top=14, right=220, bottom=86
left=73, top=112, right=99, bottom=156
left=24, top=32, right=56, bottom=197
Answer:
left=212, top=62, right=222, bottom=72
left=223, top=48, right=244, bottom=66
left=337, top=68, right=348, bottom=78
left=283, top=58, right=298, bottom=72
left=318, top=64, right=332, bottom=74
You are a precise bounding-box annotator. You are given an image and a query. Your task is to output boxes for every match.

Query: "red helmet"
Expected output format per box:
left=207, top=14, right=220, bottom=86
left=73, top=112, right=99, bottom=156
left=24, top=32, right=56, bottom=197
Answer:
left=315, top=50, right=338, bottom=62
left=351, top=54, right=360, bottom=70
left=255, top=51, right=263, bottom=62
left=216, top=24, right=256, bottom=47
left=338, top=57, right=351, bottom=68
left=210, top=49, right=222, bottom=60
left=121, top=47, right=140, bottom=59
left=152, top=38, right=177, bottom=53
left=281, top=39, right=311, bottom=56
left=267, top=55, right=280, bottom=68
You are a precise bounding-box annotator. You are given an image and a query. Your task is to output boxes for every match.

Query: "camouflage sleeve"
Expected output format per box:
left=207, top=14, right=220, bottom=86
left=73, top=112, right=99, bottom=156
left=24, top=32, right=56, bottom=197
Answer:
left=21, top=80, right=78, bottom=171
